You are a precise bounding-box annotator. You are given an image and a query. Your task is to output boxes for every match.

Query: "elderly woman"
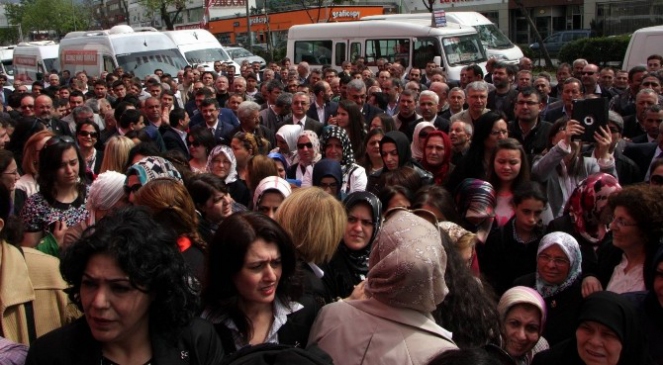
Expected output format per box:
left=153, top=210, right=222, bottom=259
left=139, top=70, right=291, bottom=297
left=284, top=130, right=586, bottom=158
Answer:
left=514, top=231, right=583, bottom=346
left=308, top=209, right=457, bottom=364
left=202, top=212, right=319, bottom=354
left=273, top=124, right=303, bottom=166
left=531, top=291, right=649, bottom=365
left=497, top=286, right=549, bottom=365
left=287, top=130, right=322, bottom=182
left=321, top=191, right=382, bottom=299
left=582, top=184, right=663, bottom=296
left=207, top=145, right=250, bottom=207
left=25, top=207, right=224, bottom=364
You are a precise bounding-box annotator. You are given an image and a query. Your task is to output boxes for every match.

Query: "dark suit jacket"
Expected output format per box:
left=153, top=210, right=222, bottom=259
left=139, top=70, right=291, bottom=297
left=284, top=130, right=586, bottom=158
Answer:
left=306, top=100, right=338, bottom=125
left=162, top=127, right=190, bottom=159
left=1, top=88, right=11, bottom=106
left=623, top=142, right=658, bottom=182
left=41, top=117, right=73, bottom=137
left=630, top=133, right=651, bottom=144
left=623, top=114, right=646, bottom=140
left=259, top=107, right=282, bottom=135
left=543, top=105, right=566, bottom=124
left=282, top=116, right=323, bottom=136
left=361, top=103, right=383, bottom=129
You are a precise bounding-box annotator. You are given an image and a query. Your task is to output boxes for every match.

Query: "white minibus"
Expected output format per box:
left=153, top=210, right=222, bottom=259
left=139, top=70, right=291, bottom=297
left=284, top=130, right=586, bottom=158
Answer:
left=164, top=29, right=240, bottom=74
left=13, top=41, right=59, bottom=82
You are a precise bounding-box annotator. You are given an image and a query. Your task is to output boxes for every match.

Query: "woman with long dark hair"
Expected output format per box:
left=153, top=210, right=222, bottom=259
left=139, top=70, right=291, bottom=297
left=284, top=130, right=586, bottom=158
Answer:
left=336, top=100, right=367, bottom=161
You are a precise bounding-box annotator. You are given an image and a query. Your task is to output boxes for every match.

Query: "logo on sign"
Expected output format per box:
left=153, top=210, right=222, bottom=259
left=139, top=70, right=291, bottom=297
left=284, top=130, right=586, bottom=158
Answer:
left=332, top=10, right=360, bottom=19
left=249, top=16, right=268, bottom=25
left=14, top=56, right=37, bottom=67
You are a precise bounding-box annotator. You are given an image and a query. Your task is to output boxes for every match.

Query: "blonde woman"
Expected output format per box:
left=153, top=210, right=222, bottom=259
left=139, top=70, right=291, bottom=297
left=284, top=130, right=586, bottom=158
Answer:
left=99, top=135, right=135, bottom=173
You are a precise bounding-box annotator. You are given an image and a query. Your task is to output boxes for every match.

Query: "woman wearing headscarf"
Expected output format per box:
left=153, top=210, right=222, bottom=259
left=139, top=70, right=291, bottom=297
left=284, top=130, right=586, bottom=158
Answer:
left=497, top=286, right=549, bottom=365
left=320, top=125, right=367, bottom=194
left=252, top=176, right=292, bottom=220
left=367, top=130, right=433, bottom=193
left=287, top=130, right=322, bottom=182
left=455, top=178, right=496, bottom=276
left=308, top=209, right=457, bottom=364
left=624, top=244, right=663, bottom=364
left=514, top=232, right=583, bottom=346
left=532, top=291, right=650, bottom=365
left=422, top=130, right=454, bottom=186
left=311, top=159, right=343, bottom=200
left=411, top=121, right=436, bottom=162
left=207, top=144, right=250, bottom=207
left=321, top=191, right=382, bottom=299
left=273, top=124, right=303, bottom=166
left=546, top=173, right=621, bottom=281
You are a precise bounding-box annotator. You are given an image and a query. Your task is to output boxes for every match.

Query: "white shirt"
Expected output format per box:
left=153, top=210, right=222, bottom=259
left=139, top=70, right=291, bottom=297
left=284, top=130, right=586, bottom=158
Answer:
left=606, top=254, right=645, bottom=294
left=292, top=115, right=307, bottom=127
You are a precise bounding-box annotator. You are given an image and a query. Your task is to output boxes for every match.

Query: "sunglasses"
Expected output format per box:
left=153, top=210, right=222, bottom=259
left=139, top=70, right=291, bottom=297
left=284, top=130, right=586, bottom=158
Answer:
left=297, top=142, right=313, bottom=149
left=44, top=135, right=75, bottom=149
left=642, top=81, right=660, bottom=87
left=650, top=174, right=663, bottom=185
left=78, top=131, right=98, bottom=138
left=188, top=140, right=201, bottom=147
left=124, top=183, right=141, bottom=195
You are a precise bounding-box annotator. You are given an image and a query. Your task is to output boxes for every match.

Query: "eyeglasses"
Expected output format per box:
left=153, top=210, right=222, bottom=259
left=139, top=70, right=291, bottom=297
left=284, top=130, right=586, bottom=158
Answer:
left=124, top=183, right=141, bottom=195
left=537, top=254, right=570, bottom=267
left=78, top=131, right=98, bottom=138
left=44, top=135, right=75, bottom=149
left=650, top=174, right=663, bottom=185
left=610, top=216, right=638, bottom=228
left=297, top=142, right=313, bottom=149
left=188, top=140, right=200, bottom=147
left=642, top=81, right=660, bottom=87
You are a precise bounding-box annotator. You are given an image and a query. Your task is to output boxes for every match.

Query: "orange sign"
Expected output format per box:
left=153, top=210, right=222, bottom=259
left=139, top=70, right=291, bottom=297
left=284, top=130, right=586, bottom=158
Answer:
left=14, top=56, right=37, bottom=67
left=62, top=50, right=98, bottom=66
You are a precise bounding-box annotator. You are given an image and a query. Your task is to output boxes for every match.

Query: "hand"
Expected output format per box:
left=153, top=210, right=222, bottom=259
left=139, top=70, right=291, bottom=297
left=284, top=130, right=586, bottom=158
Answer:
left=346, top=280, right=368, bottom=300
left=593, top=125, right=613, bottom=159
left=52, top=221, right=68, bottom=247
left=581, top=276, right=603, bottom=298
left=564, top=119, right=585, bottom=146
left=327, top=116, right=338, bottom=126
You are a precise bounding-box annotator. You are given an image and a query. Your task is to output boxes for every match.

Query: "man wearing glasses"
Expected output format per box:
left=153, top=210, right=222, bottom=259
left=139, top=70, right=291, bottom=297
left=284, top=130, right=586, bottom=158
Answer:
left=581, top=64, right=613, bottom=99
left=283, top=92, right=322, bottom=136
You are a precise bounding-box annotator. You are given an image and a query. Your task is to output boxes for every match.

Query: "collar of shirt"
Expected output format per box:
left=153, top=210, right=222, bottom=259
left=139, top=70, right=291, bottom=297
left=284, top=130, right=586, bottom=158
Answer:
left=292, top=115, right=307, bottom=126
left=207, top=119, right=219, bottom=131
left=172, top=126, right=187, bottom=140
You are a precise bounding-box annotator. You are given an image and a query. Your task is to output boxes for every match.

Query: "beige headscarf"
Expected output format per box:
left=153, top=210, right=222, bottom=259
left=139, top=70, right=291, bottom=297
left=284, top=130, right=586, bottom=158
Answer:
left=366, top=209, right=448, bottom=313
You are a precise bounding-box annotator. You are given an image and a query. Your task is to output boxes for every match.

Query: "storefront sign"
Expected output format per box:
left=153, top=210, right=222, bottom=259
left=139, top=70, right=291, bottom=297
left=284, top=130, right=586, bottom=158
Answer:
left=331, top=9, right=361, bottom=19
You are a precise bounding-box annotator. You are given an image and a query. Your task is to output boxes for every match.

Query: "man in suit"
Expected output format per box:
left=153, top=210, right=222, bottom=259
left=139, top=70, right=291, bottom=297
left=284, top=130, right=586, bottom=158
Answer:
left=534, top=76, right=558, bottom=119
left=346, top=79, right=383, bottom=129
left=34, top=95, right=72, bottom=137
left=508, top=87, right=552, bottom=161
left=200, top=98, right=235, bottom=146
left=282, top=92, right=322, bottom=136
left=581, top=64, right=614, bottom=99
left=229, top=100, right=275, bottom=151
left=623, top=89, right=659, bottom=140
left=631, top=104, right=663, bottom=144
left=418, top=90, right=449, bottom=132
left=624, top=118, right=663, bottom=182
left=161, top=108, right=190, bottom=159
left=260, top=91, right=291, bottom=136
left=307, top=80, right=337, bottom=125
left=450, top=81, right=490, bottom=126
left=190, top=88, right=239, bottom=131
left=543, top=78, right=584, bottom=124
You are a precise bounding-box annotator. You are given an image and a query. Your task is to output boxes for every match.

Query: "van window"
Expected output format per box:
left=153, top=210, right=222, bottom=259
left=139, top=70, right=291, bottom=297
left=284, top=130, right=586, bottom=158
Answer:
left=334, top=43, right=346, bottom=66
left=184, top=48, right=232, bottom=64
left=562, top=33, right=573, bottom=42
left=116, top=49, right=187, bottom=79
left=350, top=42, right=361, bottom=62
left=43, top=58, right=57, bottom=73
left=442, top=34, right=486, bottom=66
left=365, top=38, right=410, bottom=67
left=413, top=37, right=441, bottom=69
left=103, top=56, right=115, bottom=72
left=294, top=40, right=332, bottom=65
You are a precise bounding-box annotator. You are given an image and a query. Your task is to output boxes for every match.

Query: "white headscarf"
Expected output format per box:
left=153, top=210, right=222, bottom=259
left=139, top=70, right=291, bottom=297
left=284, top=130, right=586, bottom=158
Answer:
left=207, top=145, right=238, bottom=184
left=86, top=171, right=126, bottom=225
left=410, top=122, right=436, bottom=161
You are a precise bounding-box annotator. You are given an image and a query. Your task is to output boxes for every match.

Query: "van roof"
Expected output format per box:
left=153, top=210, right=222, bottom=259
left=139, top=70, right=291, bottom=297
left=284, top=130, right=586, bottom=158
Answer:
left=63, top=25, right=159, bottom=39
left=361, top=11, right=491, bottom=25
left=164, top=29, right=220, bottom=44
left=289, top=19, right=475, bottom=39
left=632, top=25, right=663, bottom=35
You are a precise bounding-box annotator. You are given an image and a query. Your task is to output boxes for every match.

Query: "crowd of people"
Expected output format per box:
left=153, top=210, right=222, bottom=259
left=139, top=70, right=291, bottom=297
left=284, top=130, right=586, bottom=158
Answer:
left=0, top=52, right=662, bottom=365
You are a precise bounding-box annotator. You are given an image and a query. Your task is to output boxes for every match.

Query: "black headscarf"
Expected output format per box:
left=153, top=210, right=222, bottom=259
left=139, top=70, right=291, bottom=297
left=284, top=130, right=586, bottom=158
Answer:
left=379, top=131, right=411, bottom=171
left=312, top=158, right=343, bottom=199
left=339, top=191, right=383, bottom=278
left=577, top=291, right=648, bottom=365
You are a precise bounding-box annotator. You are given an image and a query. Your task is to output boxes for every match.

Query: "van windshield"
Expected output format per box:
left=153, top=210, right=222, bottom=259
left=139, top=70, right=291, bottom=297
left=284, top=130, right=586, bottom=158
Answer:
left=44, top=58, right=58, bottom=73
left=116, top=49, right=188, bottom=79
left=3, top=61, right=13, bottom=76
left=474, top=24, right=513, bottom=49
left=184, top=48, right=232, bottom=64
left=442, top=34, right=486, bottom=66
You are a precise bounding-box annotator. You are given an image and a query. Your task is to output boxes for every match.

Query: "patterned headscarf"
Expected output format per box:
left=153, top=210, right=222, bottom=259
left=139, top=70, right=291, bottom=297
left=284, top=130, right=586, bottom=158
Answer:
left=455, top=178, right=496, bottom=243
left=126, top=156, right=183, bottom=186
left=366, top=209, right=448, bottom=313
left=535, top=231, right=582, bottom=298
left=410, top=121, right=436, bottom=160
left=564, top=173, right=621, bottom=244
left=206, top=145, right=238, bottom=184
left=320, top=125, right=356, bottom=174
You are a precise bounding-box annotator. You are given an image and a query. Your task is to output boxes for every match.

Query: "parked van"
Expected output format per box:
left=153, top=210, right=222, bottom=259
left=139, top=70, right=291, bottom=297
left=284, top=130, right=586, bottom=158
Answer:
left=0, top=46, right=14, bottom=83
left=13, top=41, right=59, bottom=82
left=287, top=19, right=487, bottom=81
left=622, top=25, right=663, bottom=72
left=362, top=12, right=523, bottom=64
left=164, top=29, right=240, bottom=74
left=529, top=30, right=592, bottom=56
left=59, top=25, right=188, bottom=80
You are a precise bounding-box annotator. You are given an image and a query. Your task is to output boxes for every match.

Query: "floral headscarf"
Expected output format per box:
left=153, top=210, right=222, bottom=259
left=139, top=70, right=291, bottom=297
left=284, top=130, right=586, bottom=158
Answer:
left=535, top=231, right=582, bottom=298
left=564, top=173, right=621, bottom=244
left=320, top=125, right=356, bottom=174
left=206, top=145, right=237, bottom=184
left=366, top=209, right=448, bottom=313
